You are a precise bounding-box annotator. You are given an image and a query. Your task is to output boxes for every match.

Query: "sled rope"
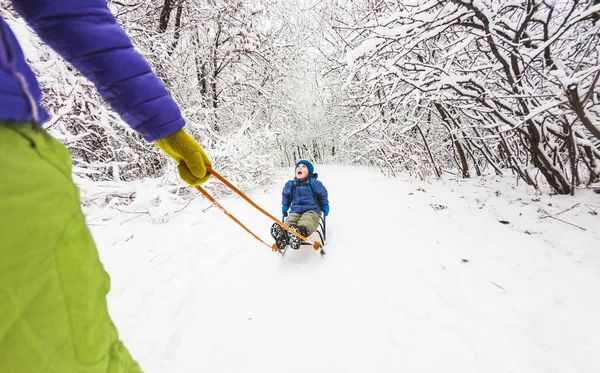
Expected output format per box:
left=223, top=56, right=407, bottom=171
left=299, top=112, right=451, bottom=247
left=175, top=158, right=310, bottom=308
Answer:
left=194, top=168, right=319, bottom=251
left=194, top=185, right=273, bottom=249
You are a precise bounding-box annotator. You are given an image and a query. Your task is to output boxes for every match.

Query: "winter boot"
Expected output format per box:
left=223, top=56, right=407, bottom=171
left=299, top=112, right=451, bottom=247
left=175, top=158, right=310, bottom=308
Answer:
left=270, top=222, right=288, bottom=252
left=298, top=225, right=310, bottom=238
left=288, top=224, right=308, bottom=250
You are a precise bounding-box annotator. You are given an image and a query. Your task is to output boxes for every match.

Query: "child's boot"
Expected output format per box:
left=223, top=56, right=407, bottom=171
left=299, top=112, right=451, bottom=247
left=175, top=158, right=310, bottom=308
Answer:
left=270, top=222, right=288, bottom=252
left=298, top=225, right=310, bottom=238
left=288, top=224, right=307, bottom=250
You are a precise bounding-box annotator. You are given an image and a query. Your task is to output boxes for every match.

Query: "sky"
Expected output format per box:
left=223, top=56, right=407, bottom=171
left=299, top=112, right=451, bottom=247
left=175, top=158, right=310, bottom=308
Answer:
left=87, top=165, right=600, bottom=373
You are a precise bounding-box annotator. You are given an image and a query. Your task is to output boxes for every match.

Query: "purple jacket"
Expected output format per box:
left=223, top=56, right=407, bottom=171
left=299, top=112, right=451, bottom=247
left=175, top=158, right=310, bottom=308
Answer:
left=0, top=0, right=184, bottom=141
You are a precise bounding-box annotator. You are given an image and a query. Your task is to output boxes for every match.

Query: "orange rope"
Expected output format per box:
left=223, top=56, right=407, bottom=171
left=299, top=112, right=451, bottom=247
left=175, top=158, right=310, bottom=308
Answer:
left=194, top=167, right=314, bottom=251
left=194, top=185, right=273, bottom=249
left=207, top=168, right=308, bottom=242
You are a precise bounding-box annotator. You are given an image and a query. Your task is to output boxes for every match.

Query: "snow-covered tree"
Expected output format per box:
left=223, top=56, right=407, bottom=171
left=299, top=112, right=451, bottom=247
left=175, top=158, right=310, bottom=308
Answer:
left=330, top=0, right=600, bottom=194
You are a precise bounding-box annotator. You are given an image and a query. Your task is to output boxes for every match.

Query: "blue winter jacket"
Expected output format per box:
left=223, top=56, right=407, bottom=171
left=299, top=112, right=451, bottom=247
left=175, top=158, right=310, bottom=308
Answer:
left=0, top=0, right=184, bottom=141
left=282, top=173, right=329, bottom=215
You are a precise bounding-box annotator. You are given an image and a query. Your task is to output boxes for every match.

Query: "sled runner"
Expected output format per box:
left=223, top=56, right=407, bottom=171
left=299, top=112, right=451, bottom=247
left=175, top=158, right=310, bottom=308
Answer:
left=299, top=212, right=326, bottom=254
left=277, top=212, right=327, bottom=256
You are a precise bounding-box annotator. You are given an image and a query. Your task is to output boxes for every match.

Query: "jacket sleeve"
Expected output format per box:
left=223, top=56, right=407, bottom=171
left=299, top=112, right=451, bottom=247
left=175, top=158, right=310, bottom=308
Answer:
left=11, top=0, right=185, bottom=142
left=281, top=180, right=292, bottom=206
left=313, top=180, right=329, bottom=206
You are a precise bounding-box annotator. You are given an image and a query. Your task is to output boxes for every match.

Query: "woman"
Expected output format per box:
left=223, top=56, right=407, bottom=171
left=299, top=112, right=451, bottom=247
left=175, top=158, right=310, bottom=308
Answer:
left=1, top=1, right=210, bottom=371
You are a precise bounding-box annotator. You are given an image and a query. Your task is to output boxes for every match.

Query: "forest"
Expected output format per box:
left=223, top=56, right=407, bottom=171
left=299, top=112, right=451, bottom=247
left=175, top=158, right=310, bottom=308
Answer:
left=3, top=0, right=600, bottom=196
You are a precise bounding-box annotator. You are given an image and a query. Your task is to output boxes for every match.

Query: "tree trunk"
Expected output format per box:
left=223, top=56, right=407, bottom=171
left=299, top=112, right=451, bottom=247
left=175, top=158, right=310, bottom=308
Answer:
left=193, top=32, right=208, bottom=107
left=415, top=124, right=441, bottom=178
left=169, top=0, right=185, bottom=53
left=434, top=103, right=469, bottom=178
left=159, top=0, right=172, bottom=33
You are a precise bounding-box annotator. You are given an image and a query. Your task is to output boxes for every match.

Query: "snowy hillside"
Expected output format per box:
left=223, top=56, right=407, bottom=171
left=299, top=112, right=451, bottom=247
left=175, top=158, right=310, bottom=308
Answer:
left=87, top=165, right=600, bottom=373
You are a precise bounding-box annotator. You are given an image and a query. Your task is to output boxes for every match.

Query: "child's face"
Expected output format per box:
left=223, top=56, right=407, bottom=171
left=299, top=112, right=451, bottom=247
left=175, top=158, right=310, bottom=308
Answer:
left=296, top=164, right=309, bottom=179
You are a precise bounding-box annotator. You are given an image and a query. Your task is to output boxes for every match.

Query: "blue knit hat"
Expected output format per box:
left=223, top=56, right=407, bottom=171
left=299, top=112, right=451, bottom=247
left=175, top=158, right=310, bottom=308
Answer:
left=295, top=160, right=314, bottom=175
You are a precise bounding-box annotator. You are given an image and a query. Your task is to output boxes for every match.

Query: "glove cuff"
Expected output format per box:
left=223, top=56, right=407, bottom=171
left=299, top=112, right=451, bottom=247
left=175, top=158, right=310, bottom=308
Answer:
left=155, top=129, right=199, bottom=162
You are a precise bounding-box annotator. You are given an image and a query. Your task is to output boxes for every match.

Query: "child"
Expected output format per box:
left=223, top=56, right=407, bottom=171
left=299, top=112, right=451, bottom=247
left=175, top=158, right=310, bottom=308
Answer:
left=270, top=160, right=330, bottom=251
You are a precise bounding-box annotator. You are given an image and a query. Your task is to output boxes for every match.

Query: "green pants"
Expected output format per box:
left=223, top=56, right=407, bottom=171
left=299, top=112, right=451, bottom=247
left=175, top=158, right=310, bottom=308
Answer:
left=284, top=210, right=320, bottom=235
left=0, top=123, right=141, bottom=373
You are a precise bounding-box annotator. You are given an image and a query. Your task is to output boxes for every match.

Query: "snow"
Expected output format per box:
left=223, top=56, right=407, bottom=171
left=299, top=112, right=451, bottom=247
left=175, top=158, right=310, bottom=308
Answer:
left=87, top=165, right=600, bottom=373
left=373, top=24, right=420, bottom=38
left=345, top=37, right=385, bottom=66
left=5, top=18, right=41, bottom=63
left=441, top=35, right=475, bottom=59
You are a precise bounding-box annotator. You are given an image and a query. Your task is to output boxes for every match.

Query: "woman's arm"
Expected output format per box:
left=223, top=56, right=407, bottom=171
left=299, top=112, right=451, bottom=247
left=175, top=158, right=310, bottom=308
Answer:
left=11, top=0, right=184, bottom=141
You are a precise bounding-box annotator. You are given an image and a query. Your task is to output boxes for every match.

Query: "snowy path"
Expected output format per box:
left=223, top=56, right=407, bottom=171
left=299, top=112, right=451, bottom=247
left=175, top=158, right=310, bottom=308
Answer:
left=89, top=165, right=600, bottom=373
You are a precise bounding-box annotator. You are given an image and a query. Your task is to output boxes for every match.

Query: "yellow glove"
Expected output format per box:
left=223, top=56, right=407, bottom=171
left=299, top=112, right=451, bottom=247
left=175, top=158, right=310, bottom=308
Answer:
left=154, top=129, right=212, bottom=185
